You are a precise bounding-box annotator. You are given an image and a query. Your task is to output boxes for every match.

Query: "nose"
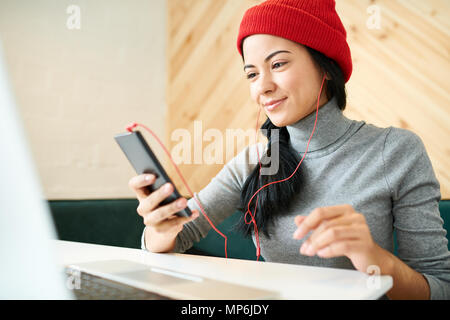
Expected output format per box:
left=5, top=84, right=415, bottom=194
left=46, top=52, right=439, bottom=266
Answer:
left=256, top=72, right=276, bottom=97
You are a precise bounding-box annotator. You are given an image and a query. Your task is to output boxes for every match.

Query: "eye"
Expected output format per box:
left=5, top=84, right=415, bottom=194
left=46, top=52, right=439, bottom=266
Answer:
left=273, top=61, right=287, bottom=69
left=246, top=72, right=257, bottom=80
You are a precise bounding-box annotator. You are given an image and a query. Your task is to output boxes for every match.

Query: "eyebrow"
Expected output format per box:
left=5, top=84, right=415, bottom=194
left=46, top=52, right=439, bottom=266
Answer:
left=243, top=50, right=292, bottom=71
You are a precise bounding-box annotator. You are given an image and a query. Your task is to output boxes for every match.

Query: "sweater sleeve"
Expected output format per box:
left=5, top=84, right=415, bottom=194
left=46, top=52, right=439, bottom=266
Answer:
left=173, top=143, right=265, bottom=253
left=382, top=127, right=450, bottom=299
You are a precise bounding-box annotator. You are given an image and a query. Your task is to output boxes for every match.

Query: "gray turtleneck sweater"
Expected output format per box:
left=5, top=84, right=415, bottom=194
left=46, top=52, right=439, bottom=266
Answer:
left=142, top=97, right=450, bottom=299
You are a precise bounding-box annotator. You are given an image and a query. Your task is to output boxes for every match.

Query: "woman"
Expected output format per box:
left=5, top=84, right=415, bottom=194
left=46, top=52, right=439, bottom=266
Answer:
left=129, top=0, right=450, bottom=299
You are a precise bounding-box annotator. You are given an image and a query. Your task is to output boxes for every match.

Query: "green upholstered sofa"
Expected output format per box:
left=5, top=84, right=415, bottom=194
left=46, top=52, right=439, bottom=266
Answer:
left=49, top=200, right=450, bottom=260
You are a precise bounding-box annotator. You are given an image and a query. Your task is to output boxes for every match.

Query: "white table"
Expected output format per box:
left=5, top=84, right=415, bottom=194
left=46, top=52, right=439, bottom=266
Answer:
left=54, top=240, right=392, bottom=300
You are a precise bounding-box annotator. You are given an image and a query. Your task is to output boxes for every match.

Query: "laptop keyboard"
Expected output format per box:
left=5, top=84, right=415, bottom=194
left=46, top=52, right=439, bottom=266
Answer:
left=65, top=268, right=173, bottom=300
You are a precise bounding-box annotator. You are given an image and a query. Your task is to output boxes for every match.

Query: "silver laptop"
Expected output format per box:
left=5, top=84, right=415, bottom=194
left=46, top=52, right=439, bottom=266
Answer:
left=66, top=259, right=276, bottom=300
left=0, top=40, right=276, bottom=300
left=0, top=40, right=72, bottom=299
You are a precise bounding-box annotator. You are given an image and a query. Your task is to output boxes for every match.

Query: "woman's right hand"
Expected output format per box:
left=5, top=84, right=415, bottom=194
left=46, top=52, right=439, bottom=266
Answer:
left=128, top=173, right=199, bottom=253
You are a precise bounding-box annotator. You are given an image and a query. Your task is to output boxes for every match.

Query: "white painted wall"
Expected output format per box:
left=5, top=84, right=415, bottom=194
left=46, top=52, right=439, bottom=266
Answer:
left=0, top=0, right=167, bottom=199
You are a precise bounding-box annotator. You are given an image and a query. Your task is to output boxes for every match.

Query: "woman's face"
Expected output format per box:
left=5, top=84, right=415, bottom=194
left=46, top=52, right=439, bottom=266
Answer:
left=242, top=34, right=328, bottom=127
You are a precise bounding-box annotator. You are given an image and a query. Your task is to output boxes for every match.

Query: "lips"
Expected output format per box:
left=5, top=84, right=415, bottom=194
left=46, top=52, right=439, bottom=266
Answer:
left=263, top=97, right=287, bottom=111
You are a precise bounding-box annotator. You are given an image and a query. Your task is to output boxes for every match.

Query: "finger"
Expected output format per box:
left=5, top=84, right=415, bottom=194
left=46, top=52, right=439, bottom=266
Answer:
left=144, top=196, right=187, bottom=226
left=139, top=182, right=174, bottom=215
left=128, top=174, right=156, bottom=200
left=303, top=213, right=362, bottom=246
left=301, top=225, right=364, bottom=256
left=293, top=204, right=354, bottom=240
left=294, top=215, right=307, bottom=227
left=292, top=216, right=307, bottom=239
left=315, top=240, right=364, bottom=259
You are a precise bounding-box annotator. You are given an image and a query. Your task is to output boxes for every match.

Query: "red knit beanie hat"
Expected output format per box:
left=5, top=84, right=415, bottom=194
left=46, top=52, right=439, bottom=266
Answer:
left=237, top=0, right=352, bottom=82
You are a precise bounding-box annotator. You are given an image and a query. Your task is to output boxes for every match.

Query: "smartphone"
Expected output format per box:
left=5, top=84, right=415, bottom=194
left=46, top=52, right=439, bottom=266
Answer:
left=114, top=130, right=192, bottom=217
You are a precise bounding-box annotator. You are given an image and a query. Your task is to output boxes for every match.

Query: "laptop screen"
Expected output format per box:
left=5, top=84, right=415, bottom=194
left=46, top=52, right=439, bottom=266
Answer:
left=0, top=40, right=72, bottom=299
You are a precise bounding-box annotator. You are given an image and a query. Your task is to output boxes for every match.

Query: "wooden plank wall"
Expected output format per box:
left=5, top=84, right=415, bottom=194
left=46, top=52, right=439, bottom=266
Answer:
left=166, top=0, right=450, bottom=199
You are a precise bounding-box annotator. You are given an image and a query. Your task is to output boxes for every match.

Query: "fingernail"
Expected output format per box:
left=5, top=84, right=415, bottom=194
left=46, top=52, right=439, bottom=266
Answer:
left=305, top=244, right=315, bottom=256
left=295, top=216, right=304, bottom=225
left=317, top=248, right=326, bottom=257
left=145, top=175, right=154, bottom=181
left=165, top=183, right=172, bottom=193
left=294, top=227, right=305, bottom=239
left=300, top=242, right=308, bottom=254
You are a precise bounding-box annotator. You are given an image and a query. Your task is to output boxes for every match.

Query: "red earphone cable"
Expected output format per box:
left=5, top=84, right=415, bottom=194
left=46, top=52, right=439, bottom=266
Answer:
left=126, top=74, right=326, bottom=261
left=243, top=107, right=263, bottom=261
left=247, top=74, right=327, bottom=260
left=126, top=123, right=228, bottom=258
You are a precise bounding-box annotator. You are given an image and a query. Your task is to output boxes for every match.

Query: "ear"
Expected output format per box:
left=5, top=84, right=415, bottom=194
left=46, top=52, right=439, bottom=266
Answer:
left=320, top=71, right=330, bottom=82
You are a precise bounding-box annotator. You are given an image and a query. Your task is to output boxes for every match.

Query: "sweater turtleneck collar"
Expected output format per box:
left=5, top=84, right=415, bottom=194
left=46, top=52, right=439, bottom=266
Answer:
left=286, top=96, right=354, bottom=153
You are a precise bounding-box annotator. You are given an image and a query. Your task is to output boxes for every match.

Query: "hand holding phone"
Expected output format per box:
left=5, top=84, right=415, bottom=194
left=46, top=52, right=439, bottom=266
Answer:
left=127, top=172, right=200, bottom=252
left=115, top=130, right=192, bottom=217
left=115, top=130, right=199, bottom=252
